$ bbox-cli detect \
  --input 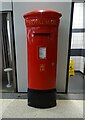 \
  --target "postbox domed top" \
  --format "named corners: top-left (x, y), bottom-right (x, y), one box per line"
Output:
top-left (23, 10), bottom-right (62, 19)
top-left (24, 10), bottom-right (62, 27)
